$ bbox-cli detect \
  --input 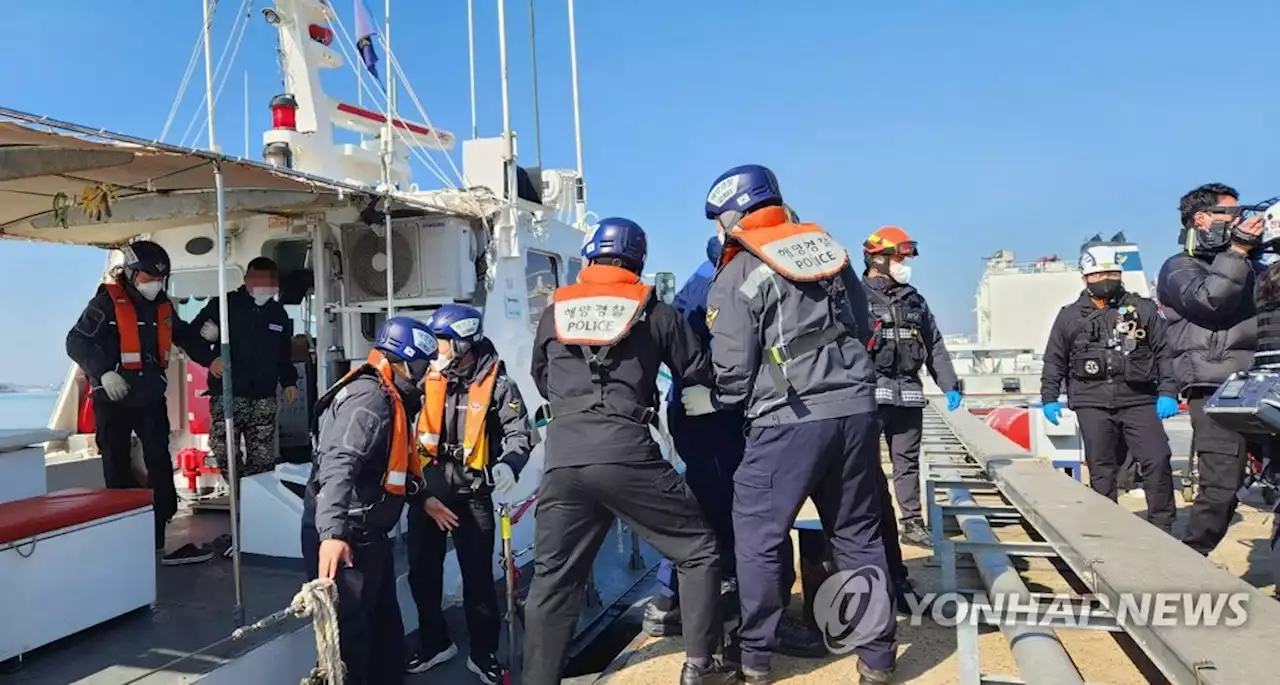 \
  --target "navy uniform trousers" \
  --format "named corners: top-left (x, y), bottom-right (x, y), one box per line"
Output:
top-left (655, 408), bottom-right (797, 603)
top-left (523, 460), bottom-right (722, 685)
top-left (301, 519), bottom-right (405, 685)
top-left (733, 411), bottom-right (897, 674)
